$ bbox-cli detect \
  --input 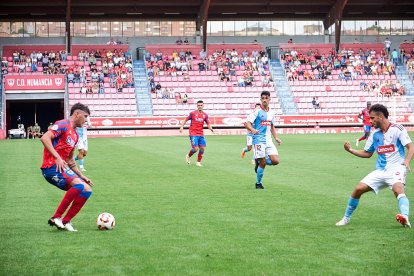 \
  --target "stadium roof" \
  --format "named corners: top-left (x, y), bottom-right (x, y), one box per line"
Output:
top-left (1, 0), bottom-right (413, 24)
